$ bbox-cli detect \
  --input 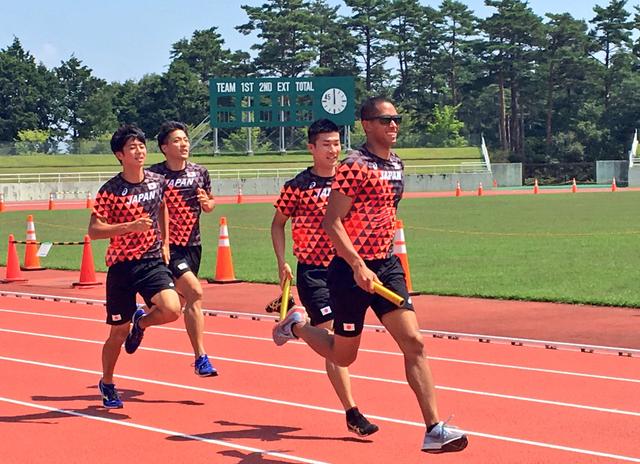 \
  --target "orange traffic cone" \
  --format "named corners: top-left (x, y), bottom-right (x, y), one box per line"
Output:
top-left (571, 178), bottom-right (578, 193)
top-left (455, 181), bottom-right (461, 197)
top-left (533, 178), bottom-right (539, 194)
top-left (236, 186), bottom-right (243, 204)
top-left (22, 215), bottom-right (44, 271)
top-left (85, 192), bottom-right (93, 209)
top-left (393, 220), bottom-right (414, 294)
top-left (2, 235), bottom-right (28, 283)
top-left (477, 182), bottom-right (483, 196)
top-left (208, 217), bottom-right (240, 283)
top-left (0, 193), bottom-right (5, 212)
top-left (48, 192), bottom-right (56, 210)
top-left (611, 177), bottom-right (617, 192)
top-left (73, 235), bottom-right (102, 287)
